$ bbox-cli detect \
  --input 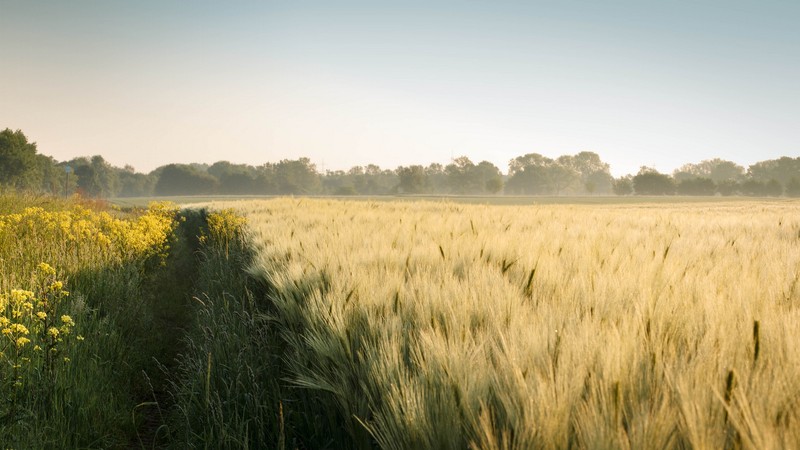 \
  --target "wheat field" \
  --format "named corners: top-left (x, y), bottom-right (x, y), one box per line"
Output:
top-left (215, 198), bottom-right (800, 449)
